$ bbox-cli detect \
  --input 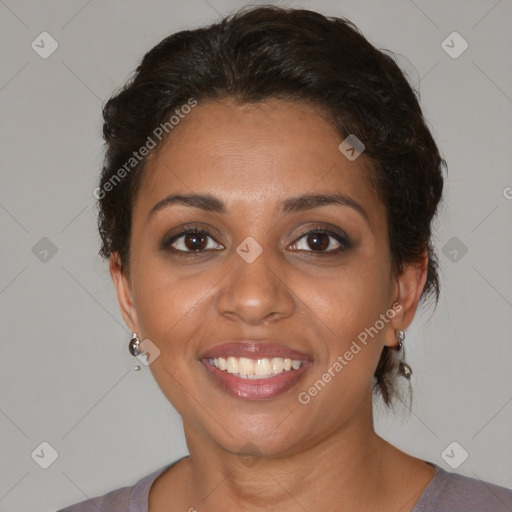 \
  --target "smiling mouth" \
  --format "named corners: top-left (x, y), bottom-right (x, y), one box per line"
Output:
top-left (201, 356), bottom-right (312, 400)
top-left (207, 356), bottom-right (303, 379)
